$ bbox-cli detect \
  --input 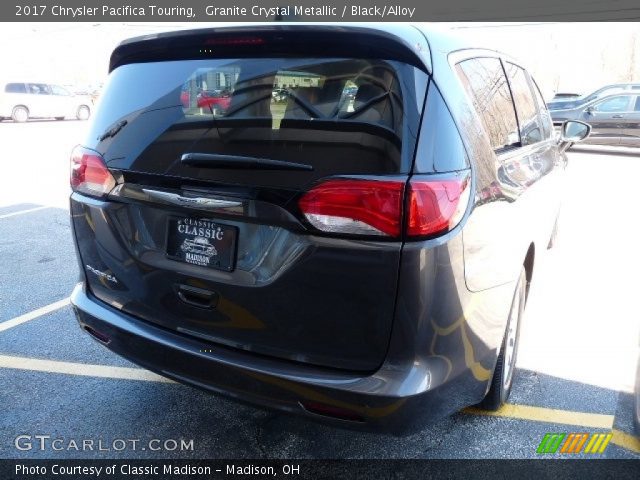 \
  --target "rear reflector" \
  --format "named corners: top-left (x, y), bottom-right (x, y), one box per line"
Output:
top-left (70, 146), bottom-right (116, 198)
top-left (299, 174), bottom-right (470, 239)
top-left (300, 401), bottom-right (365, 423)
top-left (83, 325), bottom-right (111, 344)
top-left (298, 179), bottom-right (404, 237)
top-left (407, 177), bottom-right (470, 237)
